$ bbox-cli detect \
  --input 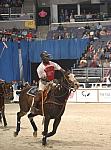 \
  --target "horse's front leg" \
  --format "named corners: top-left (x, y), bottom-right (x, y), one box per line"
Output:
top-left (46, 117), bottom-right (61, 138)
top-left (42, 116), bottom-right (50, 146)
top-left (1, 109), bottom-right (7, 127)
top-left (14, 111), bottom-right (26, 137)
top-left (0, 111), bottom-right (2, 124)
top-left (28, 113), bottom-right (38, 137)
